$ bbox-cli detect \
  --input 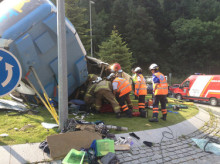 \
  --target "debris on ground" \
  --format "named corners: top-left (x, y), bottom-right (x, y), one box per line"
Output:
top-left (0, 99), bottom-right (28, 112)
top-left (192, 138), bottom-right (220, 155)
top-left (0, 133), bottom-right (9, 137)
top-left (19, 124), bottom-right (35, 131)
top-left (41, 122), bottom-right (59, 129)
